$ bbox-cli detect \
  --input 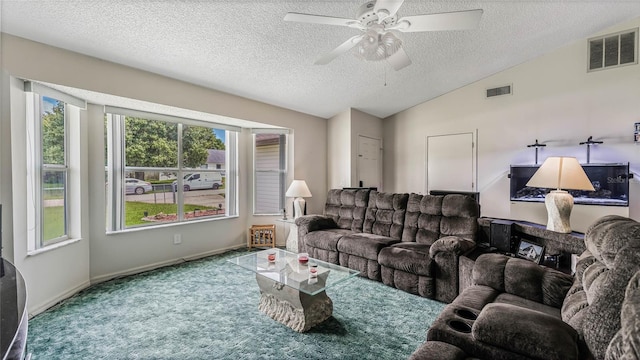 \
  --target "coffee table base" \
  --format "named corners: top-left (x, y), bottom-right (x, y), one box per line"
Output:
top-left (256, 275), bottom-right (333, 332)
